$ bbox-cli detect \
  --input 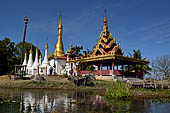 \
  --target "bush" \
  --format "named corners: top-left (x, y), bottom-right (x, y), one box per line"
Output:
top-left (106, 82), bottom-right (131, 99)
